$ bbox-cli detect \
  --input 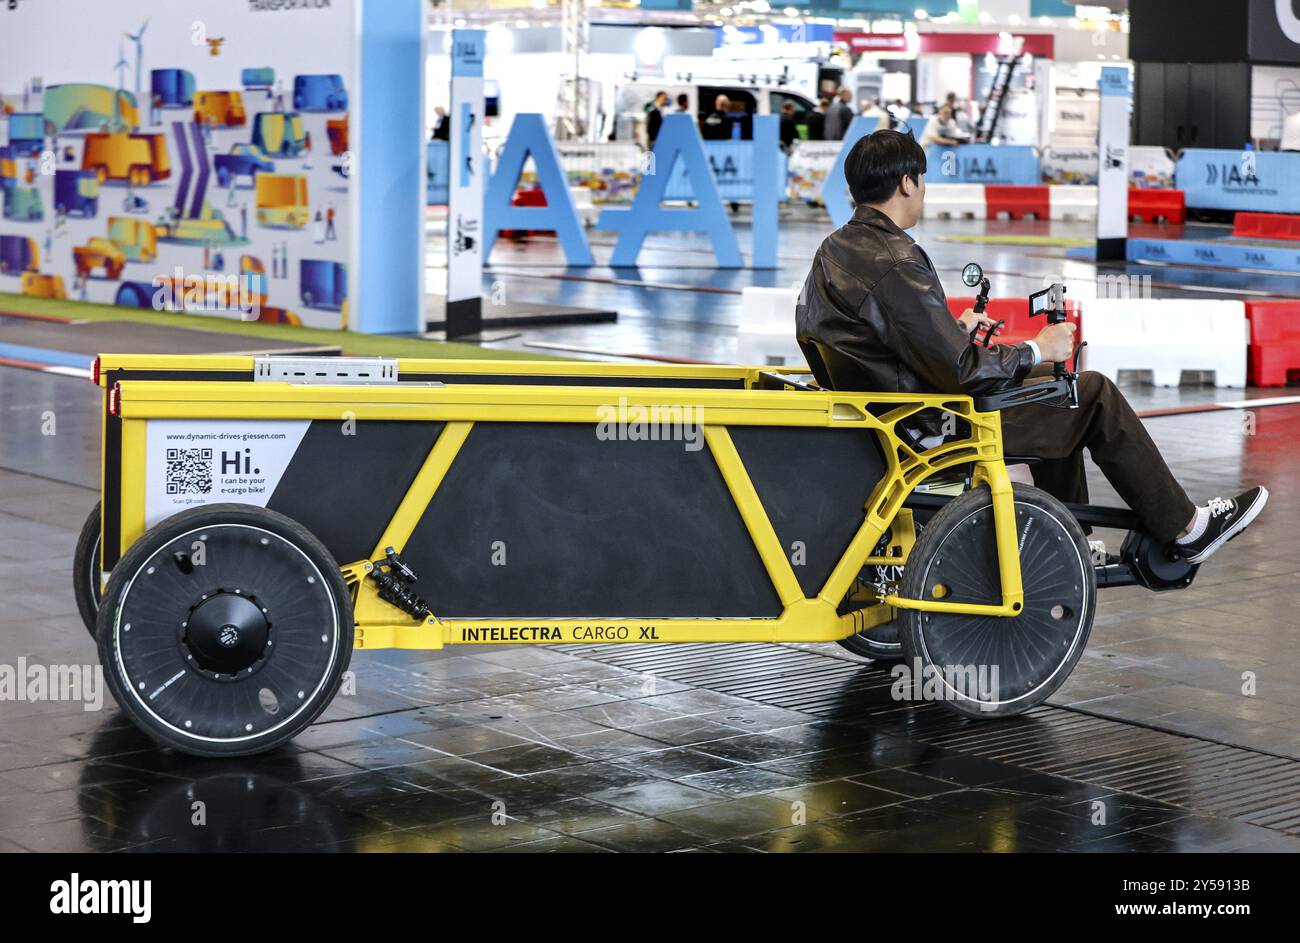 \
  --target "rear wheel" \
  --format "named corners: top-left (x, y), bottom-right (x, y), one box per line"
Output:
top-left (73, 502), bottom-right (102, 639)
top-left (899, 484), bottom-right (1094, 718)
top-left (97, 504), bottom-right (354, 757)
top-left (836, 528), bottom-right (913, 664)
